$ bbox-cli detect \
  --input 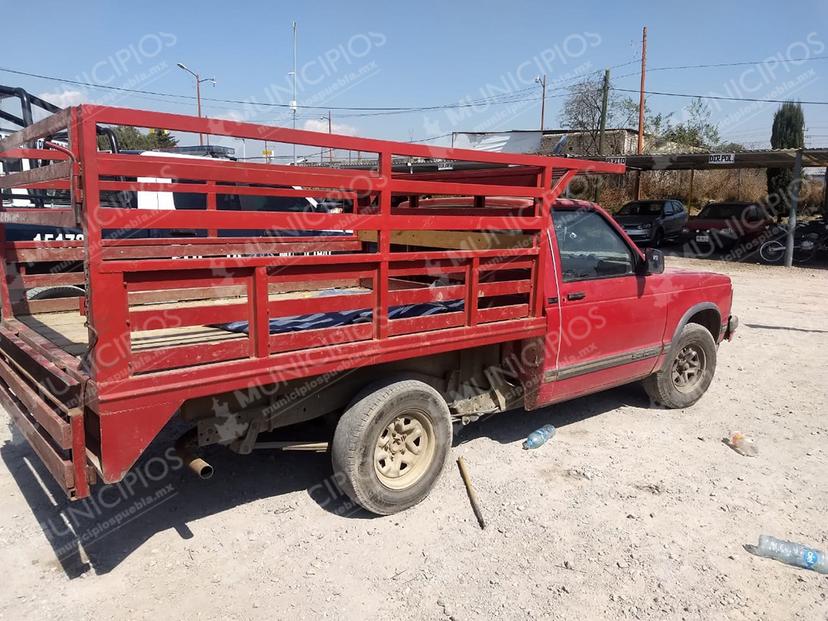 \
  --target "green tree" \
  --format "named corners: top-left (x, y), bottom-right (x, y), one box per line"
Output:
top-left (618, 98), bottom-right (672, 140)
top-left (146, 128), bottom-right (177, 149)
top-left (766, 101), bottom-right (805, 220)
top-left (97, 126), bottom-right (178, 151)
top-left (663, 98), bottom-right (721, 149)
